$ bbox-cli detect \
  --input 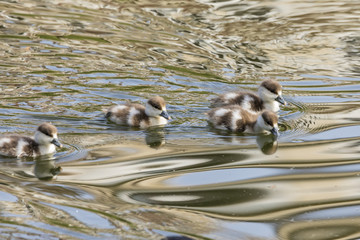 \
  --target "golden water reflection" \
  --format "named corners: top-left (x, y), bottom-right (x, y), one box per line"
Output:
top-left (56, 137), bottom-right (360, 224)
top-left (16, 137), bottom-right (351, 239)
